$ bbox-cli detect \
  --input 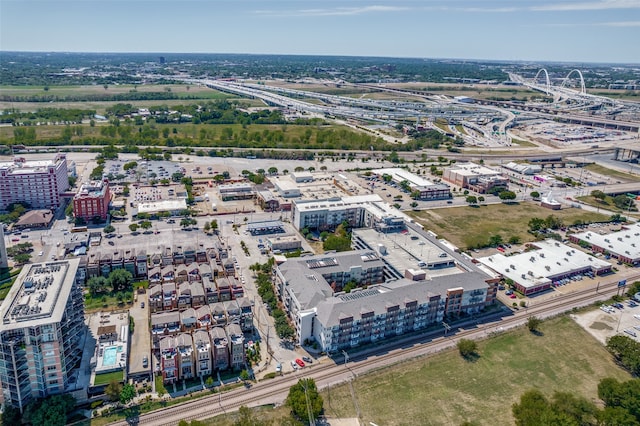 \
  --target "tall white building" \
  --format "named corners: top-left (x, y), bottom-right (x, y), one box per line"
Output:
top-left (0, 155), bottom-right (69, 210)
top-left (0, 259), bottom-right (85, 411)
